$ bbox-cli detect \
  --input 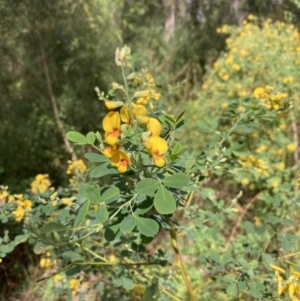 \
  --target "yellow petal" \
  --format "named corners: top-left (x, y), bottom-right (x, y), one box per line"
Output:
top-left (289, 283), bottom-right (296, 298)
top-left (270, 264), bottom-right (286, 274)
top-left (111, 150), bottom-right (131, 173)
top-left (102, 145), bottom-right (119, 158)
top-left (147, 118), bottom-right (162, 136)
top-left (153, 154), bottom-right (166, 167)
top-left (105, 131), bottom-right (120, 146)
top-left (149, 136), bottom-right (168, 155)
top-left (104, 100), bottom-right (124, 110)
top-left (103, 112), bottom-right (121, 132)
top-left (290, 267), bottom-right (300, 279)
top-left (120, 105), bottom-right (131, 124)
